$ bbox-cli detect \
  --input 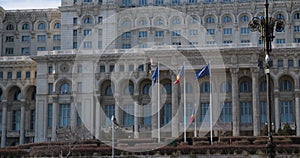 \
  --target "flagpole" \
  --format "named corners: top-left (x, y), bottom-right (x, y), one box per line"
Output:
top-left (209, 61), bottom-right (213, 145)
top-left (194, 103), bottom-right (197, 137)
top-left (157, 62), bottom-right (160, 143)
top-left (183, 62), bottom-right (186, 143)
